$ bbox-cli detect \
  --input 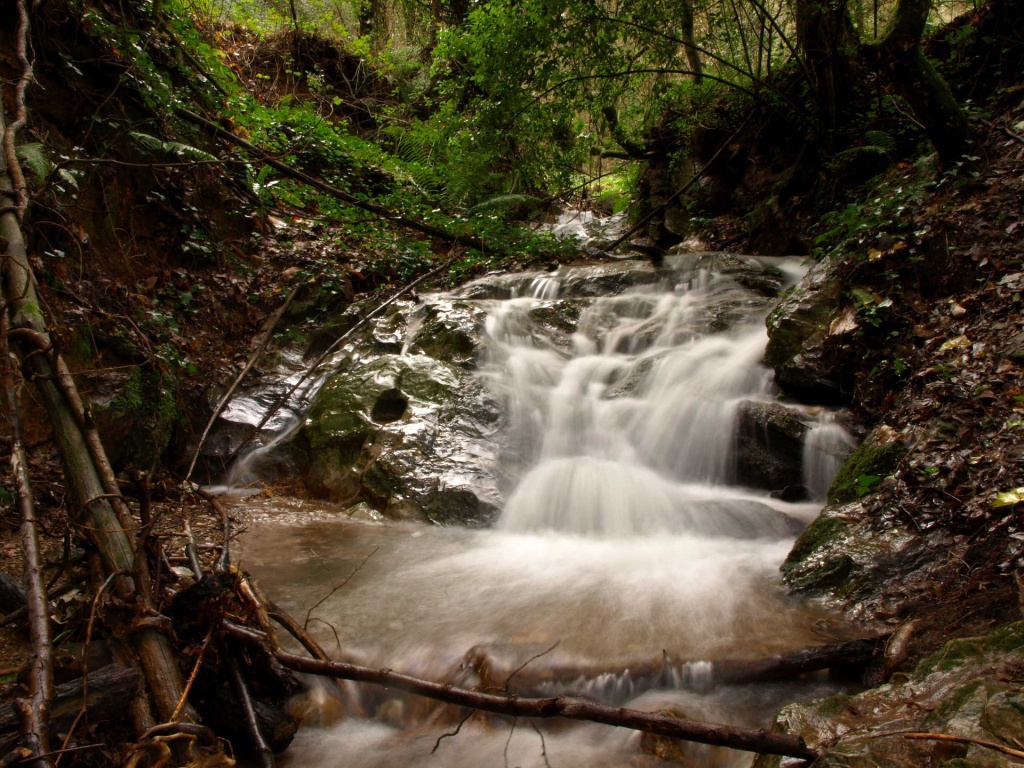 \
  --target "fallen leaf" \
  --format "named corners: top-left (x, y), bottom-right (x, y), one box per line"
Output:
top-left (939, 335), bottom-right (972, 352)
